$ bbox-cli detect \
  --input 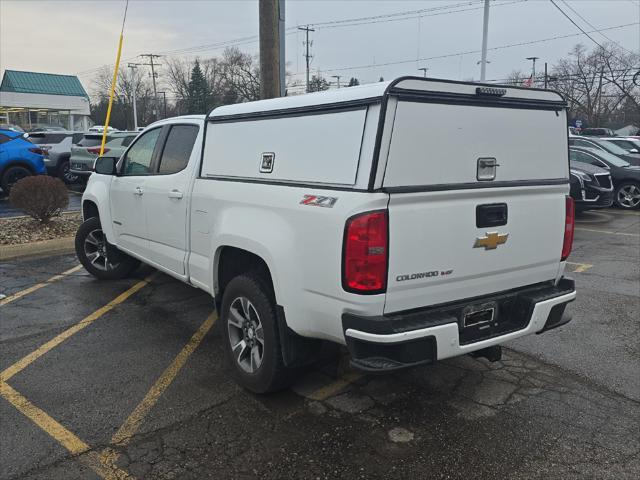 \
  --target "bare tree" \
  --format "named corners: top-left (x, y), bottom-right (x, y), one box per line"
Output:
top-left (220, 47), bottom-right (261, 103)
top-left (552, 43), bottom-right (639, 127)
